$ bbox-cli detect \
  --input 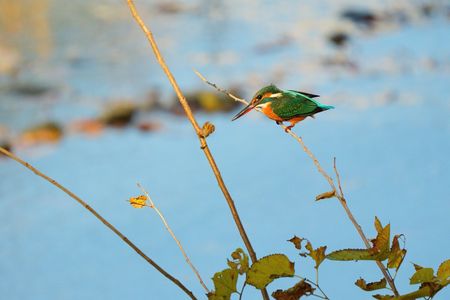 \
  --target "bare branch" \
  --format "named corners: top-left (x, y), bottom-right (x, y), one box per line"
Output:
top-left (125, 2), bottom-right (270, 299)
top-left (0, 146), bottom-right (197, 300)
top-left (137, 183), bottom-right (210, 294)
